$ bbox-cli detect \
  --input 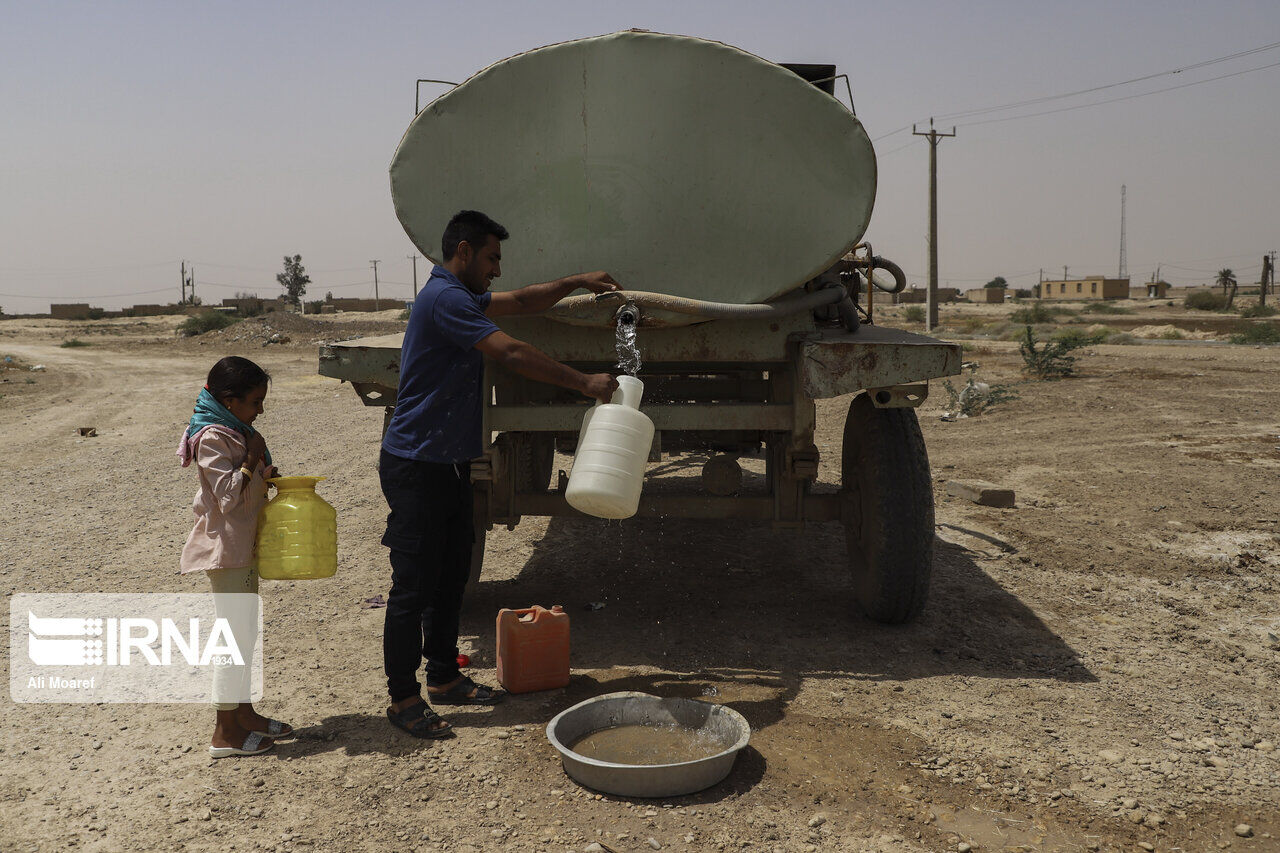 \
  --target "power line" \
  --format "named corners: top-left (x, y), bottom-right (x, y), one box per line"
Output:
top-left (959, 58), bottom-right (1280, 130)
top-left (0, 285), bottom-right (176, 300)
top-left (872, 39), bottom-right (1280, 141)
top-left (935, 39), bottom-right (1280, 122)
